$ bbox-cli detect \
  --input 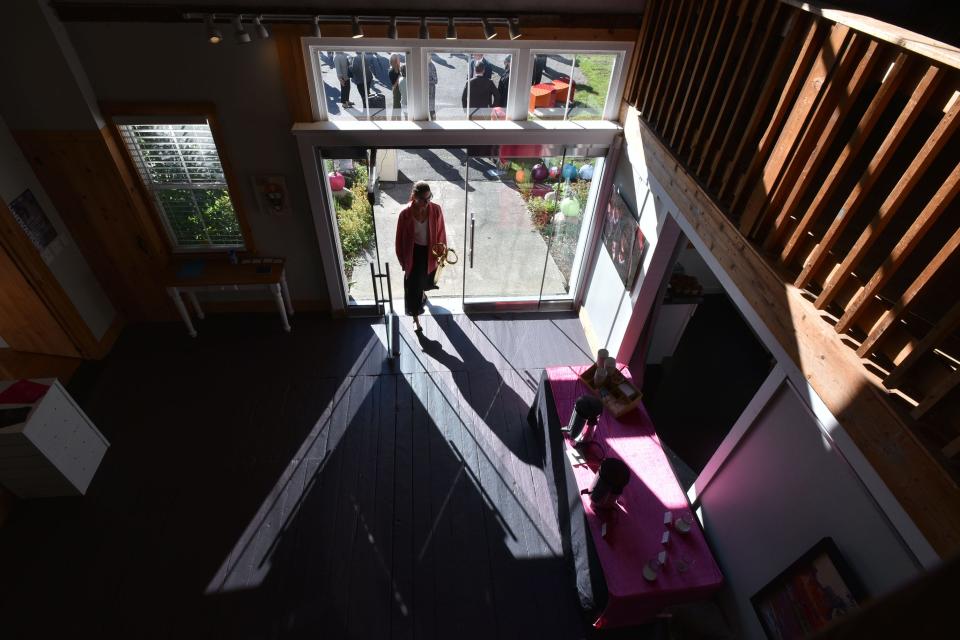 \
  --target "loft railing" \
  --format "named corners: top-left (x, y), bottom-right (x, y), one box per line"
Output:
top-left (628, 0), bottom-right (960, 471)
